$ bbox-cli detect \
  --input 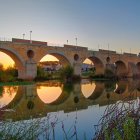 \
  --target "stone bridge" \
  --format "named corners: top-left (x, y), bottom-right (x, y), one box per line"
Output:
top-left (0, 38), bottom-right (140, 79)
